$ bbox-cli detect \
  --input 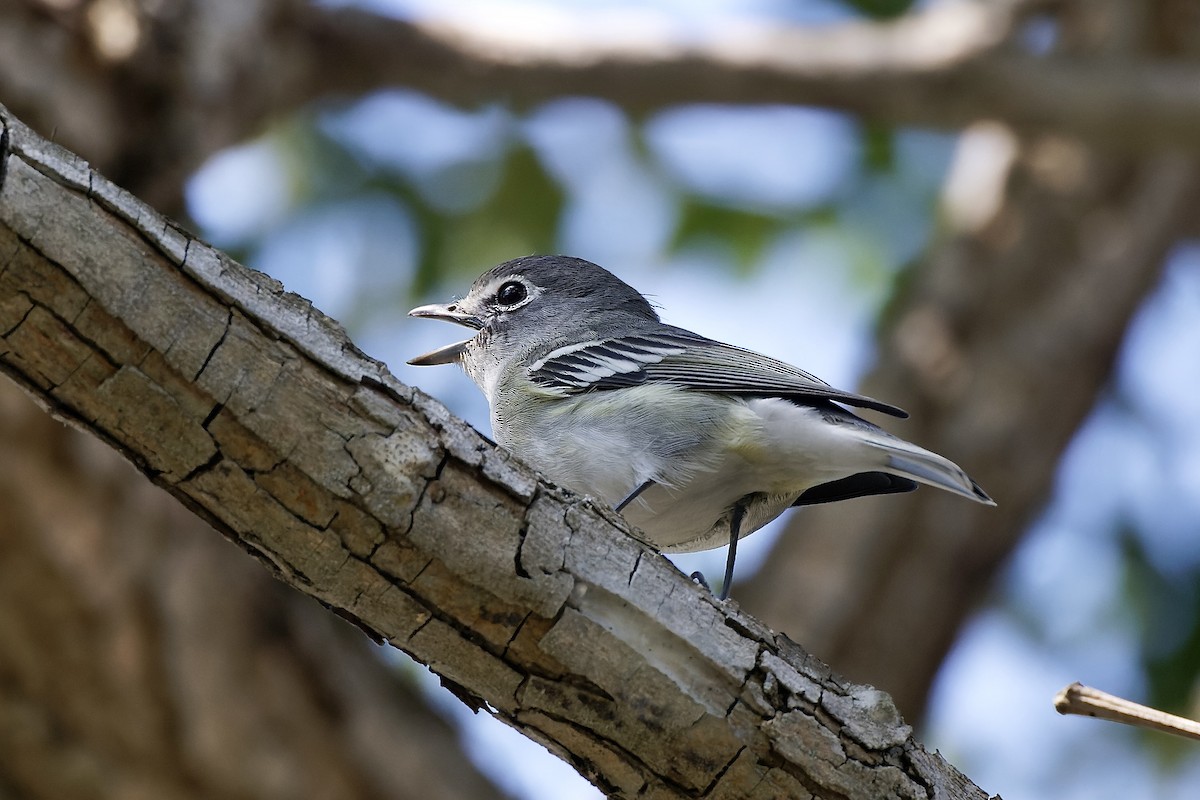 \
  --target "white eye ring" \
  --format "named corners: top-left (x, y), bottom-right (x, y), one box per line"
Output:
top-left (495, 279), bottom-right (531, 309)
